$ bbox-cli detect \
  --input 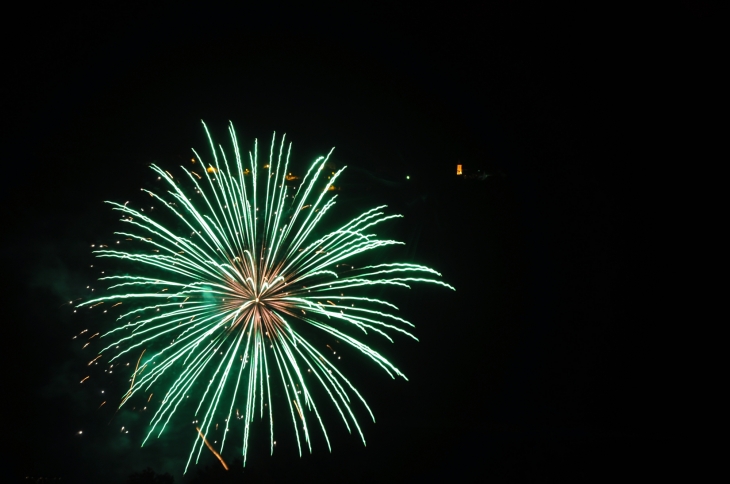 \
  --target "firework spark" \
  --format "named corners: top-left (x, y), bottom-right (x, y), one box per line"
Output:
top-left (197, 427), bottom-right (229, 470)
top-left (78, 122), bottom-right (454, 471)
